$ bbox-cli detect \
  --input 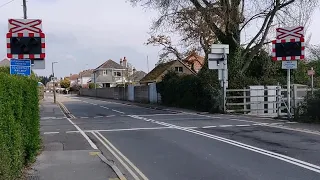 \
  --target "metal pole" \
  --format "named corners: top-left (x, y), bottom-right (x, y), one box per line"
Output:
top-left (222, 48), bottom-right (227, 113)
top-left (287, 69), bottom-right (291, 118)
top-left (52, 62), bottom-right (56, 104)
top-left (23, 0), bottom-right (27, 19)
top-left (311, 67), bottom-right (314, 96)
top-left (147, 55), bottom-right (149, 73)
